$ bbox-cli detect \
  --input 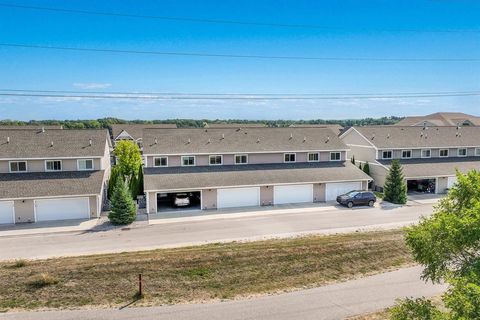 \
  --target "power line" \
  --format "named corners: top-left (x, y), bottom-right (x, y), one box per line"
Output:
top-left (1, 92), bottom-right (479, 100)
top-left (1, 43), bottom-right (479, 62)
top-left (0, 2), bottom-right (477, 33)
